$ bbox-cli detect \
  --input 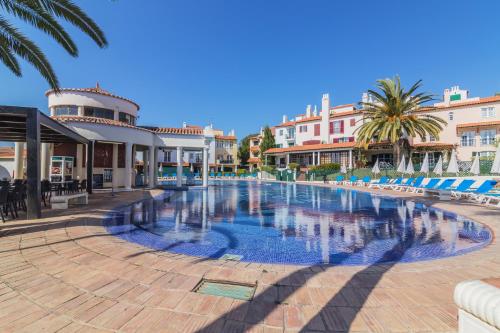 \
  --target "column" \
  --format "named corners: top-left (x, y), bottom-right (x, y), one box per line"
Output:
top-left (202, 147), bottom-right (209, 188)
top-left (112, 143), bottom-right (119, 191)
top-left (286, 153), bottom-right (290, 168)
top-left (14, 142), bottom-right (24, 179)
top-left (26, 110), bottom-right (41, 219)
top-left (131, 144), bottom-right (136, 187)
top-left (153, 146), bottom-right (158, 187)
top-left (143, 148), bottom-right (149, 186)
top-left (41, 143), bottom-right (50, 180)
top-left (76, 144), bottom-right (83, 180)
top-left (86, 141), bottom-right (94, 194)
top-left (176, 147), bottom-right (183, 188)
top-left (124, 143), bottom-right (132, 190)
top-left (348, 149), bottom-right (353, 169)
top-left (148, 146), bottom-right (155, 188)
